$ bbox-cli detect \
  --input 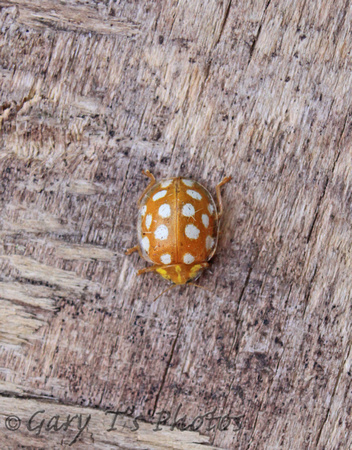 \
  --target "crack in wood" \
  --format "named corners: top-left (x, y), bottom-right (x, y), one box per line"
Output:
top-left (245, 345), bottom-right (286, 449)
top-left (213, 0), bottom-right (232, 49)
top-left (152, 319), bottom-right (181, 417)
top-left (0, 390), bottom-right (61, 403)
top-left (315, 338), bottom-right (352, 446)
top-left (209, 266), bottom-right (253, 446)
top-left (247, 0), bottom-right (272, 66)
top-left (306, 175), bottom-right (329, 244)
top-left (306, 111), bottom-right (346, 244)
top-left (302, 264), bottom-right (318, 318)
top-left (227, 266), bottom-right (253, 359)
top-left (245, 397), bottom-right (264, 449)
